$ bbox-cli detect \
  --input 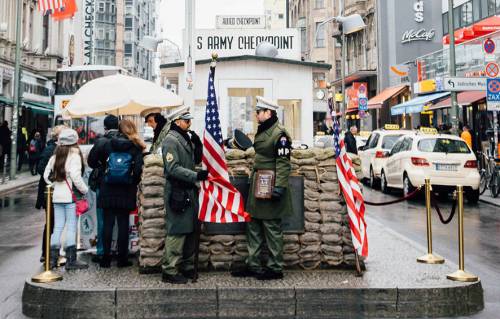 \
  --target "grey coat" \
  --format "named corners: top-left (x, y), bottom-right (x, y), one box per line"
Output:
top-left (162, 129), bottom-right (199, 235)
